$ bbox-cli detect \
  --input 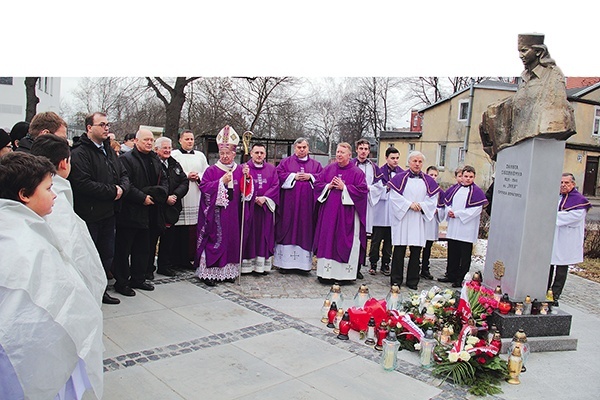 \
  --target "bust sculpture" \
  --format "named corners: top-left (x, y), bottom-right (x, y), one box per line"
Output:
top-left (480, 33), bottom-right (576, 160)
